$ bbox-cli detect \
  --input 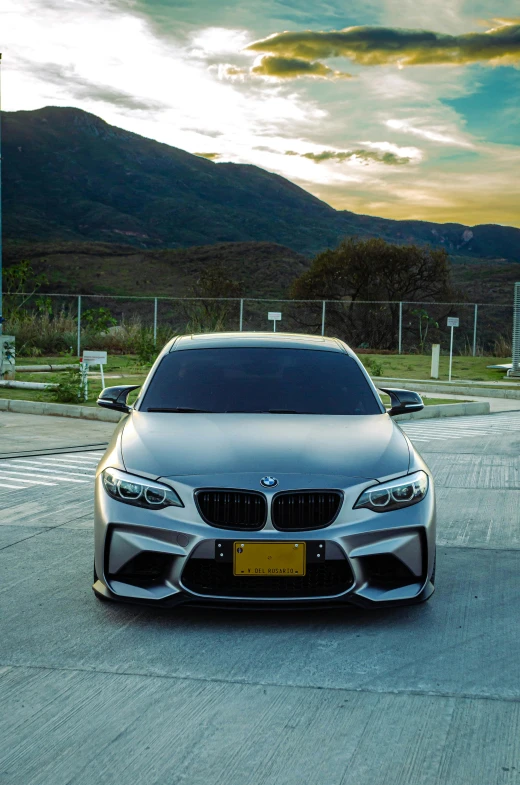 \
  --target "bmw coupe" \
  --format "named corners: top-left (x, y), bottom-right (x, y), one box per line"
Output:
top-left (93, 332), bottom-right (435, 608)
